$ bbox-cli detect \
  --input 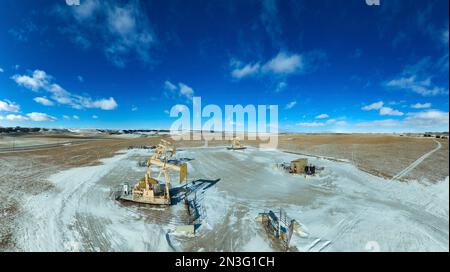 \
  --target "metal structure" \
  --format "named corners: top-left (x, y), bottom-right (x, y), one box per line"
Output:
top-left (257, 209), bottom-right (296, 251)
top-left (227, 137), bottom-right (246, 150)
top-left (120, 139), bottom-right (187, 205)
